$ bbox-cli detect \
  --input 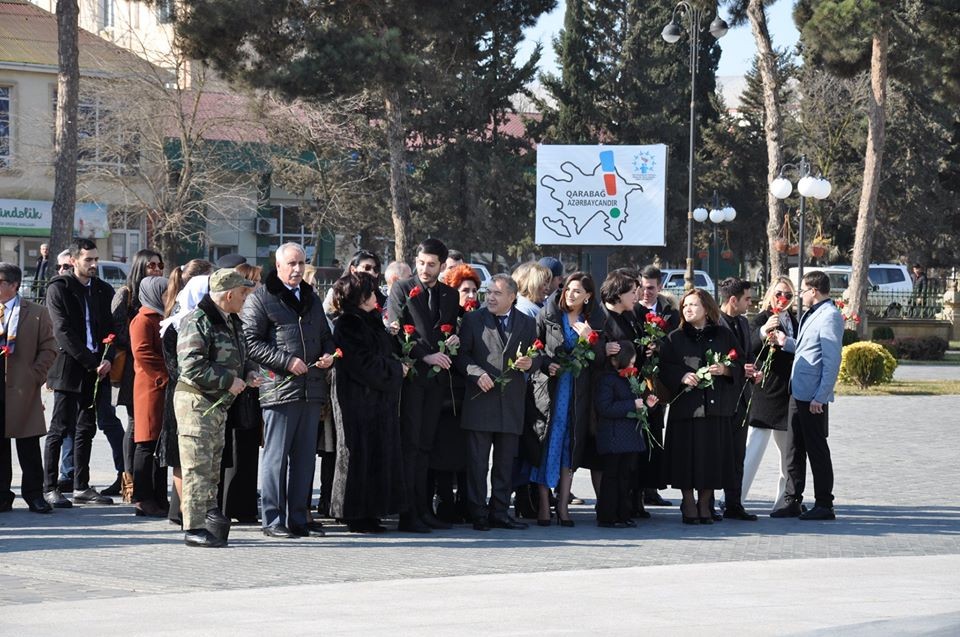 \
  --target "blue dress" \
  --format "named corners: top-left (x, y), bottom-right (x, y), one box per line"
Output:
top-left (530, 314), bottom-right (577, 489)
